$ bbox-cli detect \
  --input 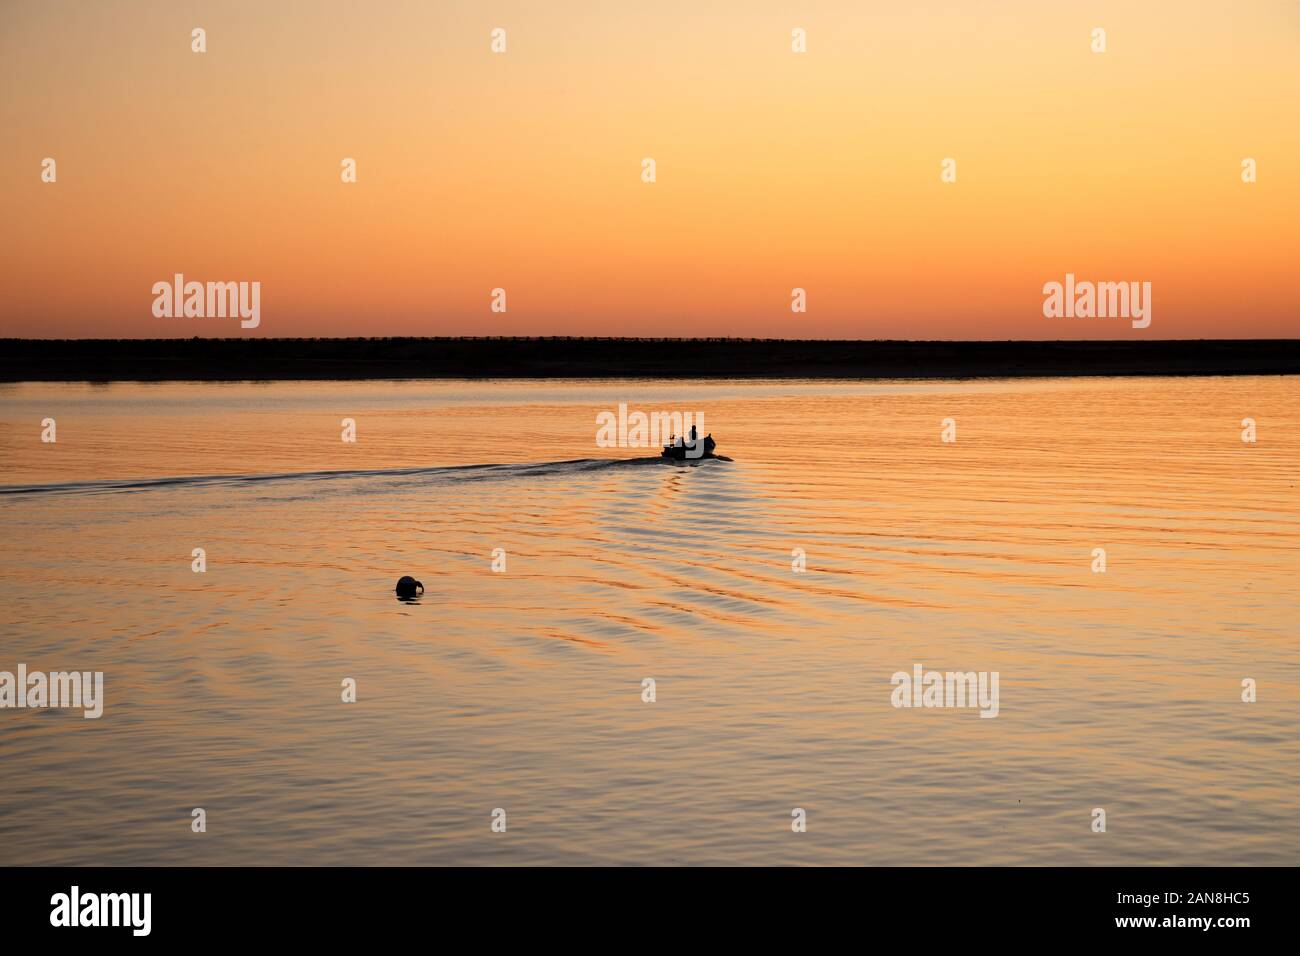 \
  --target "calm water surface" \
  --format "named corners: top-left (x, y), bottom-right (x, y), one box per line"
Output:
top-left (0, 376), bottom-right (1296, 865)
